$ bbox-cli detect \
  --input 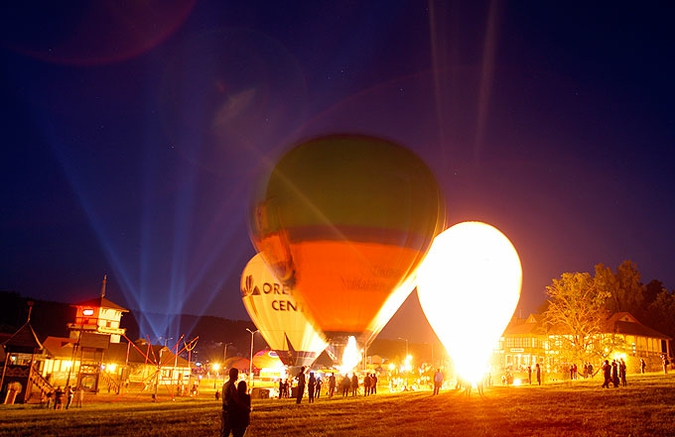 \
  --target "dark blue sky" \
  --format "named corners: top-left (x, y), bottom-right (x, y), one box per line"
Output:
top-left (1, 1), bottom-right (673, 342)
